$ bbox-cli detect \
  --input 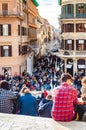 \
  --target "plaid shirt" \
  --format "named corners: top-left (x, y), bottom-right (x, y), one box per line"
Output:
top-left (51, 82), bottom-right (78, 121)
top-left (0, 88), bottom-right (17, 113)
